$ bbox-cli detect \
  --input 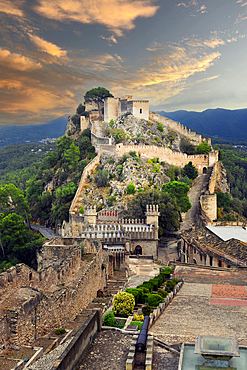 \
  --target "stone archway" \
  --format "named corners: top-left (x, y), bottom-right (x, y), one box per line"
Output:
top-left (203, 167), bottom-right (207, 174)
top-left (134, 245), bottom-right (142, 255)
